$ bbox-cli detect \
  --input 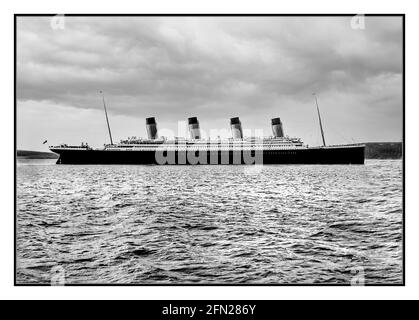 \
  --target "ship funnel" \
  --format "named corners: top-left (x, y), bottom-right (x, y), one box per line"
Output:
top-left (271, 117), bottom-right (284, 138)
top-left (230, 117), bottom-right (243, 139)
top-left (146, 117), bottom-right (158, 140)
top-left (188, 117), bottom-right (201, 139)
